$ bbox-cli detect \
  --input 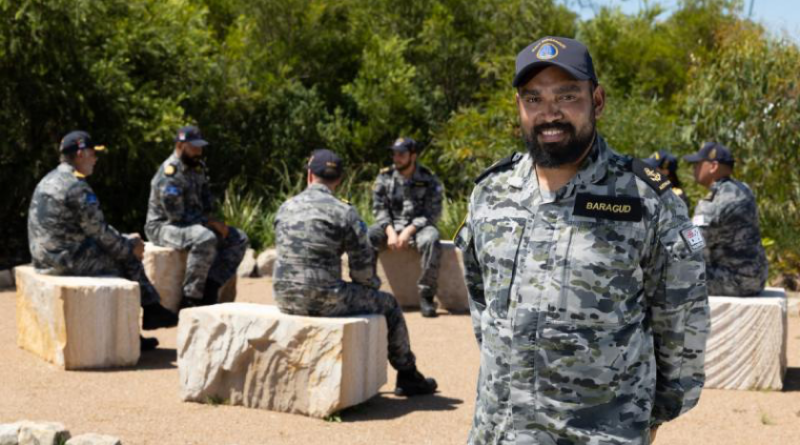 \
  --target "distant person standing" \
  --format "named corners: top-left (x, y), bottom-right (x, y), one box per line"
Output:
top-left (643, 149), bottom-right (690, 208)
top-left (145, 125), bottom-right (248, 308)
top-left (684, 142), bottom-right (768, 296)
top-left (369, 137), bottom-right (444, 317)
